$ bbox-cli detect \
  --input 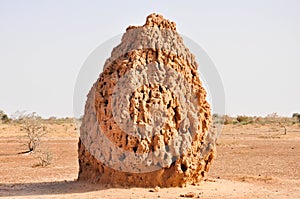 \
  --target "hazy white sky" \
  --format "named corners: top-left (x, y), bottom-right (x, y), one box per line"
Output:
top-left (0, 0), bottom-right (299, 118)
